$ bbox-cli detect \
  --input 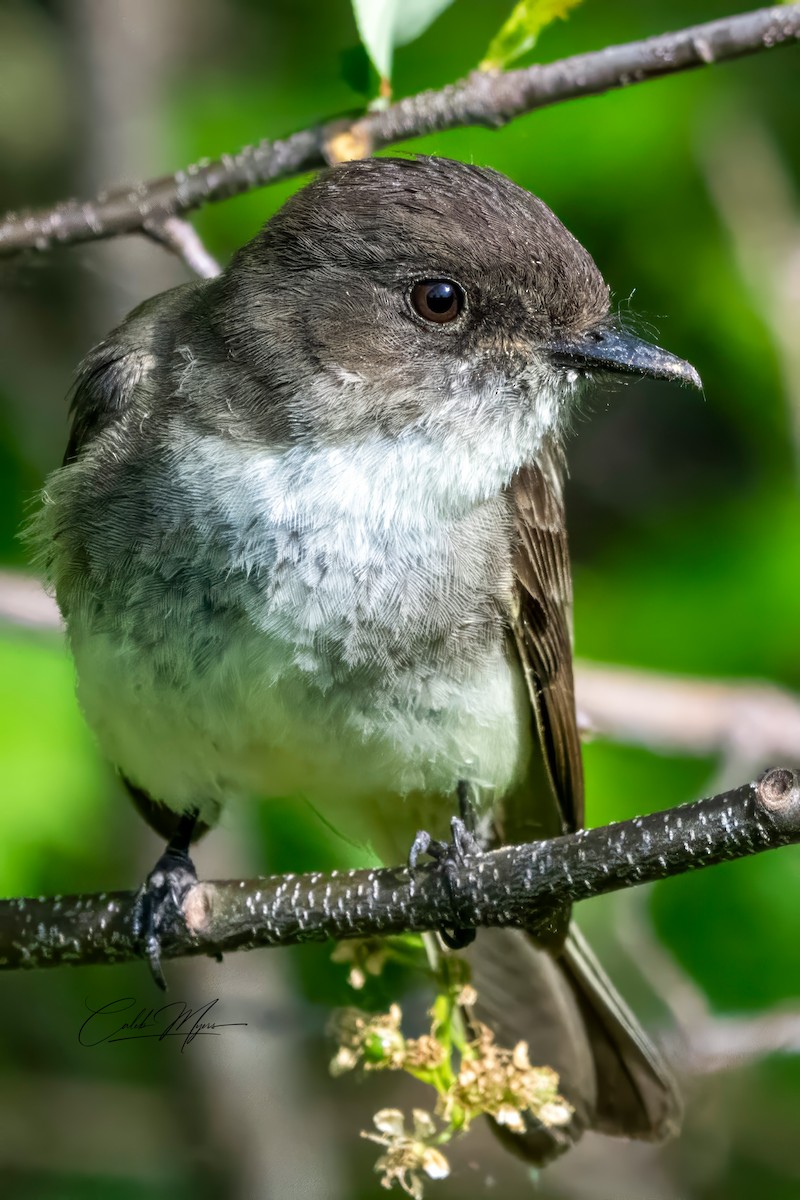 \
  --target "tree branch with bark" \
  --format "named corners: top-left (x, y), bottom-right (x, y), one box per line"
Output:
top-left (0, 5), bottom-right (798, 259)
top-left (1, 769), bottom-right (797, 976)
